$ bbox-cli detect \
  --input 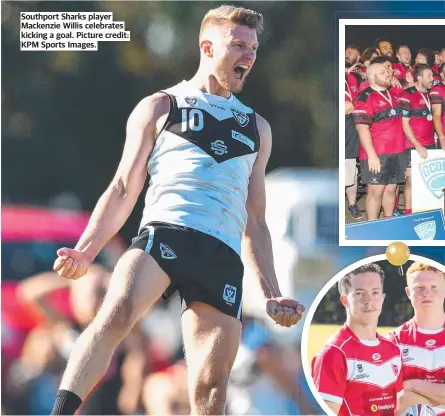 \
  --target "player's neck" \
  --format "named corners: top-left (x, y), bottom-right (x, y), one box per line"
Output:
top-left (414, 311), bottom-right (445, 330)
top-left (370, 82), bottom-right (387, 92)
top-left (347, 318), bottom-right (377, 341)
top-left (415, 82), bottom-right (427, 93)
top-left (188, 70), bottom-right (231, 99)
